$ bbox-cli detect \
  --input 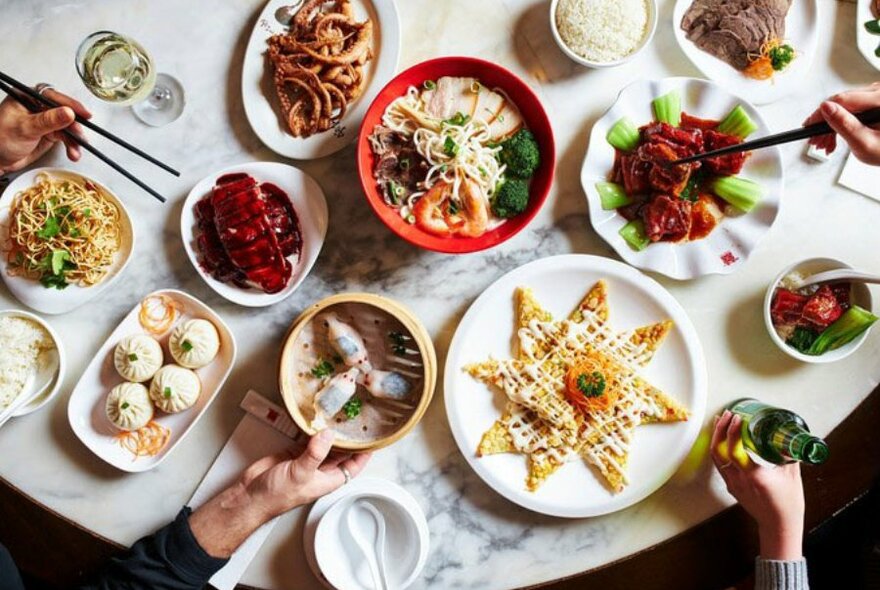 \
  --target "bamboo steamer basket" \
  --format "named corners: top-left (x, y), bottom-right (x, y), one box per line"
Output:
top-left (279, 293), bottom-right (437, 452)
